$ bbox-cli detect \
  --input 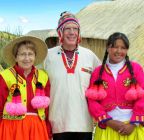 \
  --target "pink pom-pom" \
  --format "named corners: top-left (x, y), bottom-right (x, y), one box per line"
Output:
top-left (5, 102), bottom-right (16, 115)
top-left (125, 85), bottom-right (137, 101)
top-left (97, 85), bottom-right (107, 100)
top-left (136, 85), bottom-right (144, 98)
top-left (85, 85), bottom-right (98, 100)
top-left (31, 96), bottom-right (50, 109)
top-left (5, 102), bottom-right (27, 116)
top-left (14, 103), bottom-right (27, 115)
top-left (86, 85), bottom-right (107, 100)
